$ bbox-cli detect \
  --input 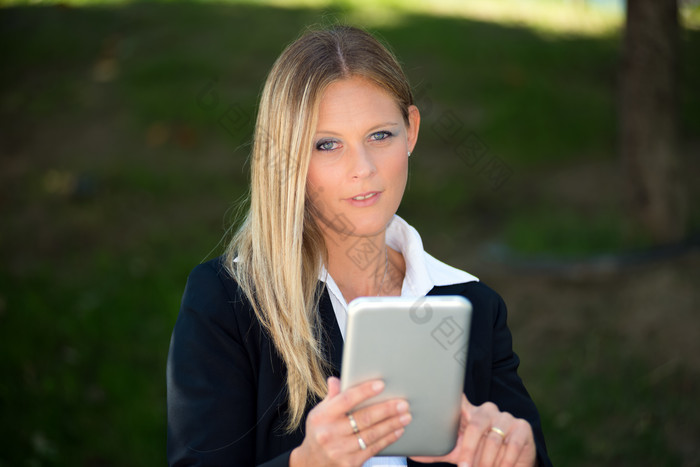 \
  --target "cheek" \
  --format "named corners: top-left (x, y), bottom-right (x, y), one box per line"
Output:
top-left (305, 162), bottom-right (337, 217)
top-left (306, 166), bottom-right (323, 209)
top-left (385, 153), bottom-right (409, 194)
top-left (306, 157), bottom-right (344, 186)
top-left (306, 162), bottom-right (322, 193)
top-left (306, 159), bottom-right (337, 195)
